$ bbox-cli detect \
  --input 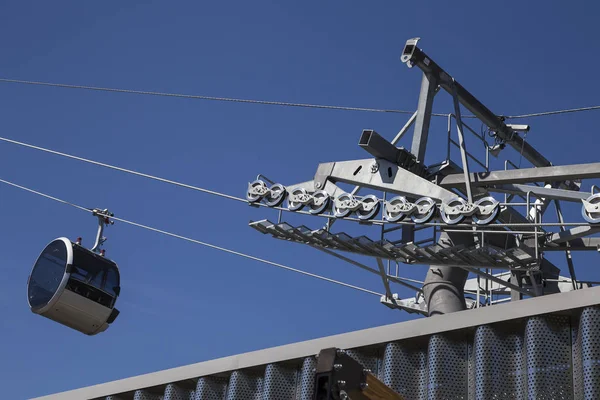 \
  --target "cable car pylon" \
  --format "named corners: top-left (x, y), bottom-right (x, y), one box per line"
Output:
top-left (245, 37), bottom-right (600, 317)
